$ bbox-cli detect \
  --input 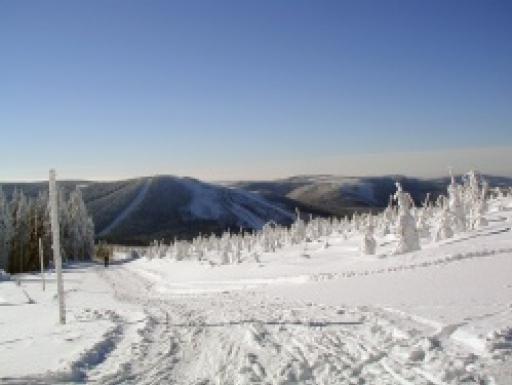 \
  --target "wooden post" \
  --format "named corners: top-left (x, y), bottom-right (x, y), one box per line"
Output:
top-left (49, 169), bottom-right (65, 324)
top-left (39, 237), bottom-right (45, 291)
